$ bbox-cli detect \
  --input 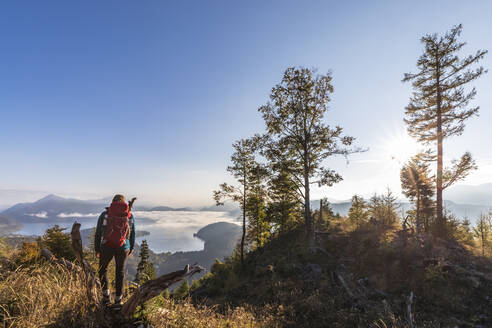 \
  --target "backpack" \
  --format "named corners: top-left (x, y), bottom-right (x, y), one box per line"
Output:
top-left (103, 201), bottom-right (132, 248)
